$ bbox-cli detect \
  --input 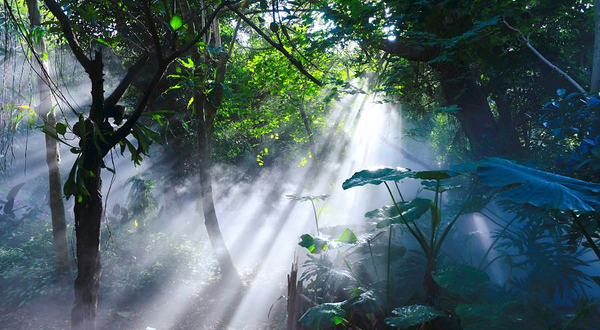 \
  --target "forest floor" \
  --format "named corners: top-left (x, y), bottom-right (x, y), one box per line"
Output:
top-left (0, 272), bottom-right (287, 330)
